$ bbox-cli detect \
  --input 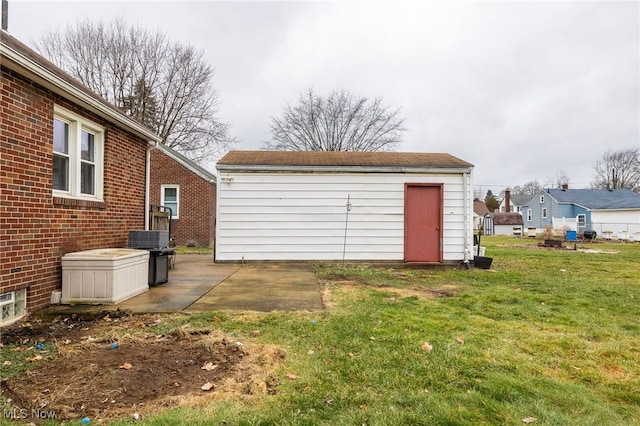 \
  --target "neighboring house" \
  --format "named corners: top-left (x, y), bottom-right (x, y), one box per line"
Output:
top-left (149, 144), bottom-right (216, 247)
top-left (473, 200), bottom-right (490, 231)
top-left (0, 31), bottom-right (160, 321)
top-left (216, 150), bottom-right (475, 264)
top-left (485, 213), bottom-right (524, 236)
top-left (522, 186), bottom-right (640, 237)
top-left (499, 193), bottom-right (533, 215)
